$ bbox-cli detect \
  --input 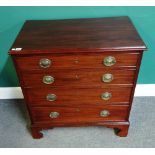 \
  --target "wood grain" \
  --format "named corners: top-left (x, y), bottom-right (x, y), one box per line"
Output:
top-left (9, 17), bottom-right (147, 138)
top-left (31, 105), bottom-right (129, 123)
top-left (21, 68), bottom-right (136, 88)
top-left (13, 52), bottom-right (140, 71)
top-left (30, 121), bottom-right (129, 138)
top-left (9, 17), bottom-right (146, 53)
top-left (25, 87), bottom-right (132, 106)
